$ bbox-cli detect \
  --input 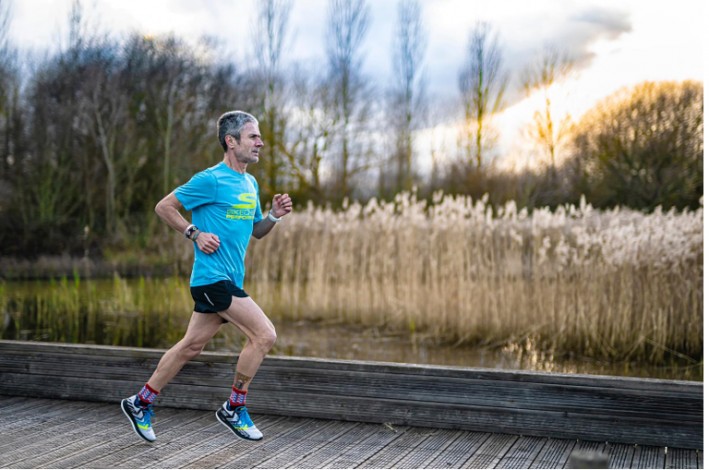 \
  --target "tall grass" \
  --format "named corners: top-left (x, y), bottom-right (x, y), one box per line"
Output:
top-left (245, 192), bottom-right (703, 364)
top-left (2, 274), bottom-right (192, 349)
